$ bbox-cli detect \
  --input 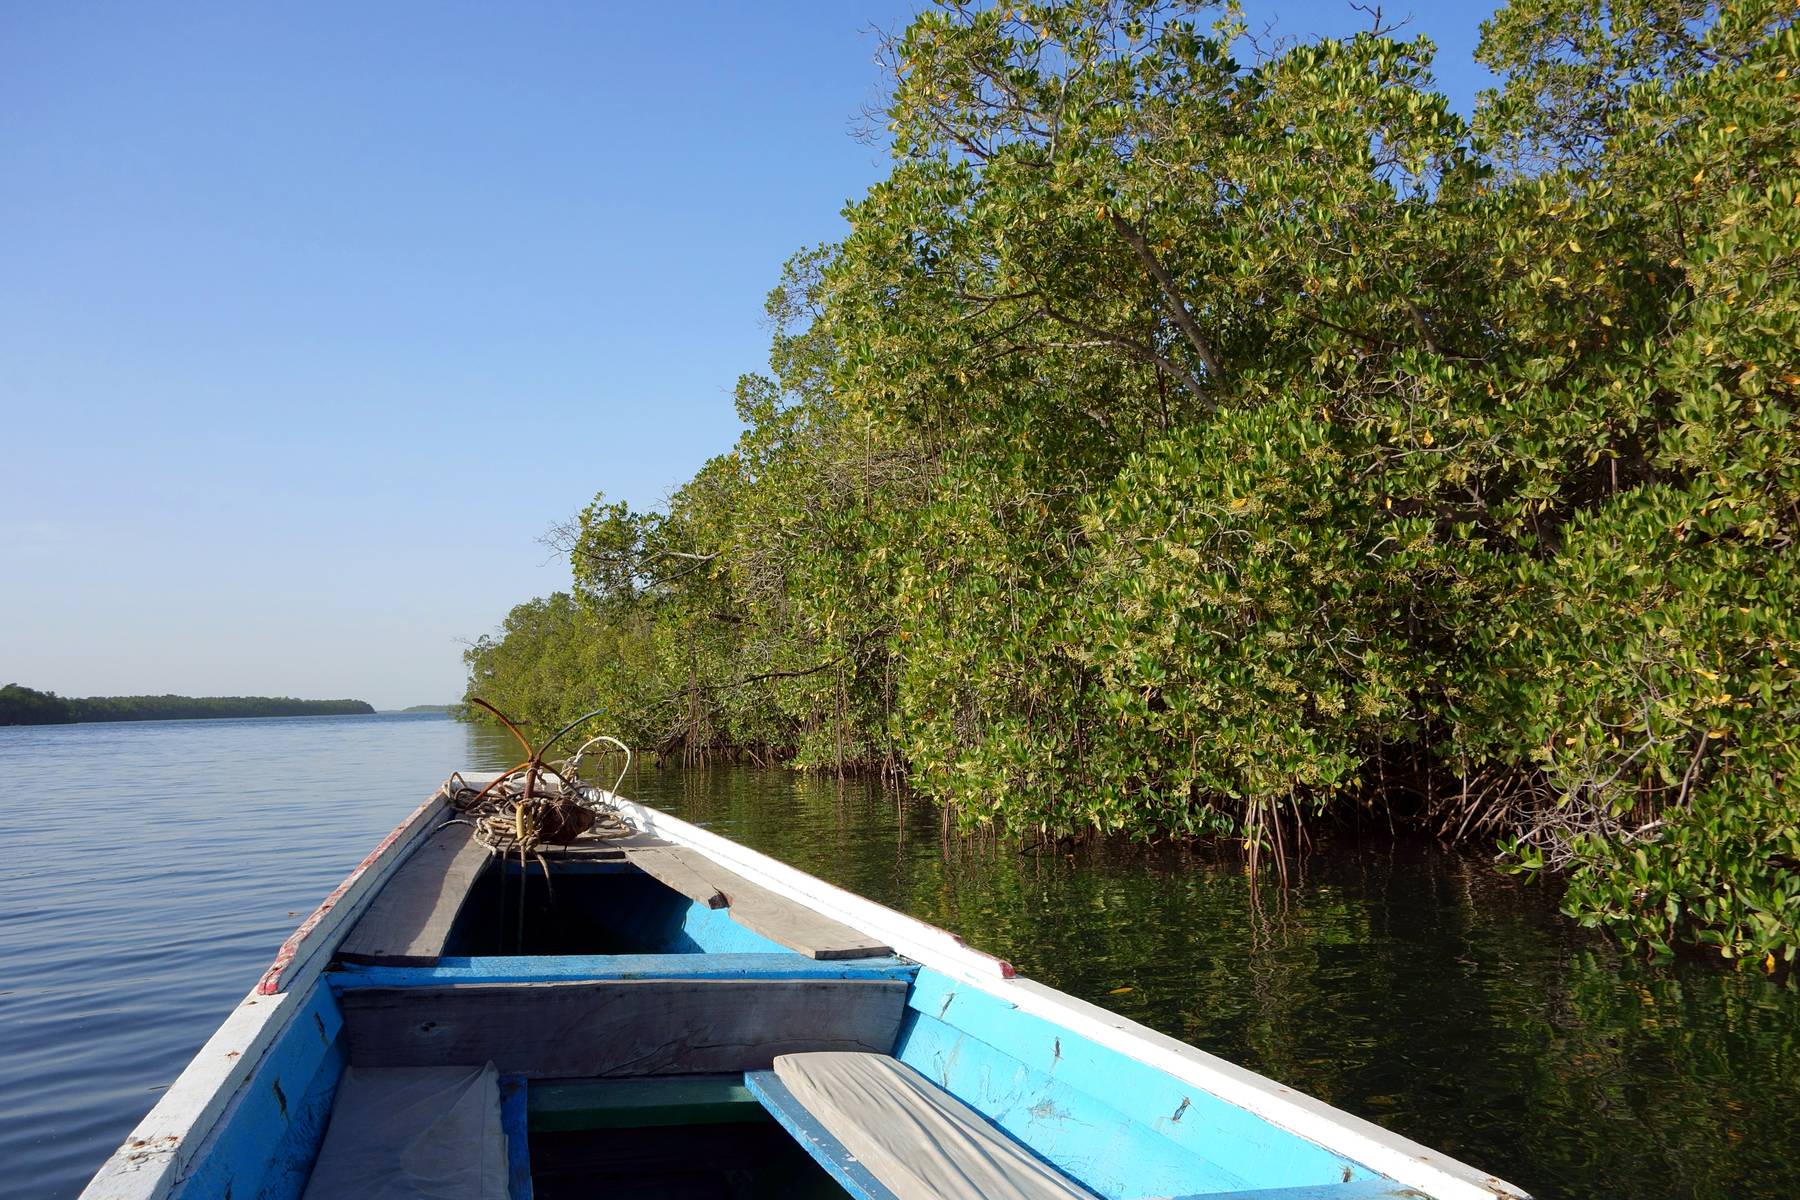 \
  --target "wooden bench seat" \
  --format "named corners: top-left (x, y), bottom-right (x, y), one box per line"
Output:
top-left (745, 1052), bottom-right (1101, 1200)
top-left (337, 822), bottom-right (491, 967)
top-left (622, 844), bottom-right (893, 960)
top-left (340, 977), bottom-right (908, 1078)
